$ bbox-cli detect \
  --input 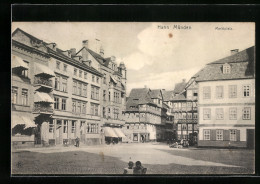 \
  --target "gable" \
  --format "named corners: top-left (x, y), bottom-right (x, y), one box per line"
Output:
top-left (12, 30), bottom-right (34, 47)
